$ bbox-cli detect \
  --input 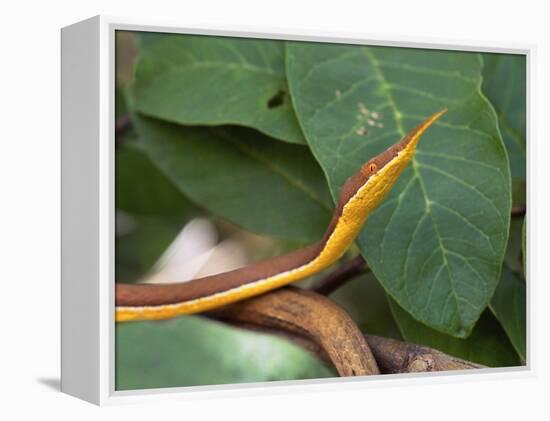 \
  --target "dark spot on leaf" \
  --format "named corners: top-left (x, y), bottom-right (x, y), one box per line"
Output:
top-left (267, 90), bottom-right (287, 109)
